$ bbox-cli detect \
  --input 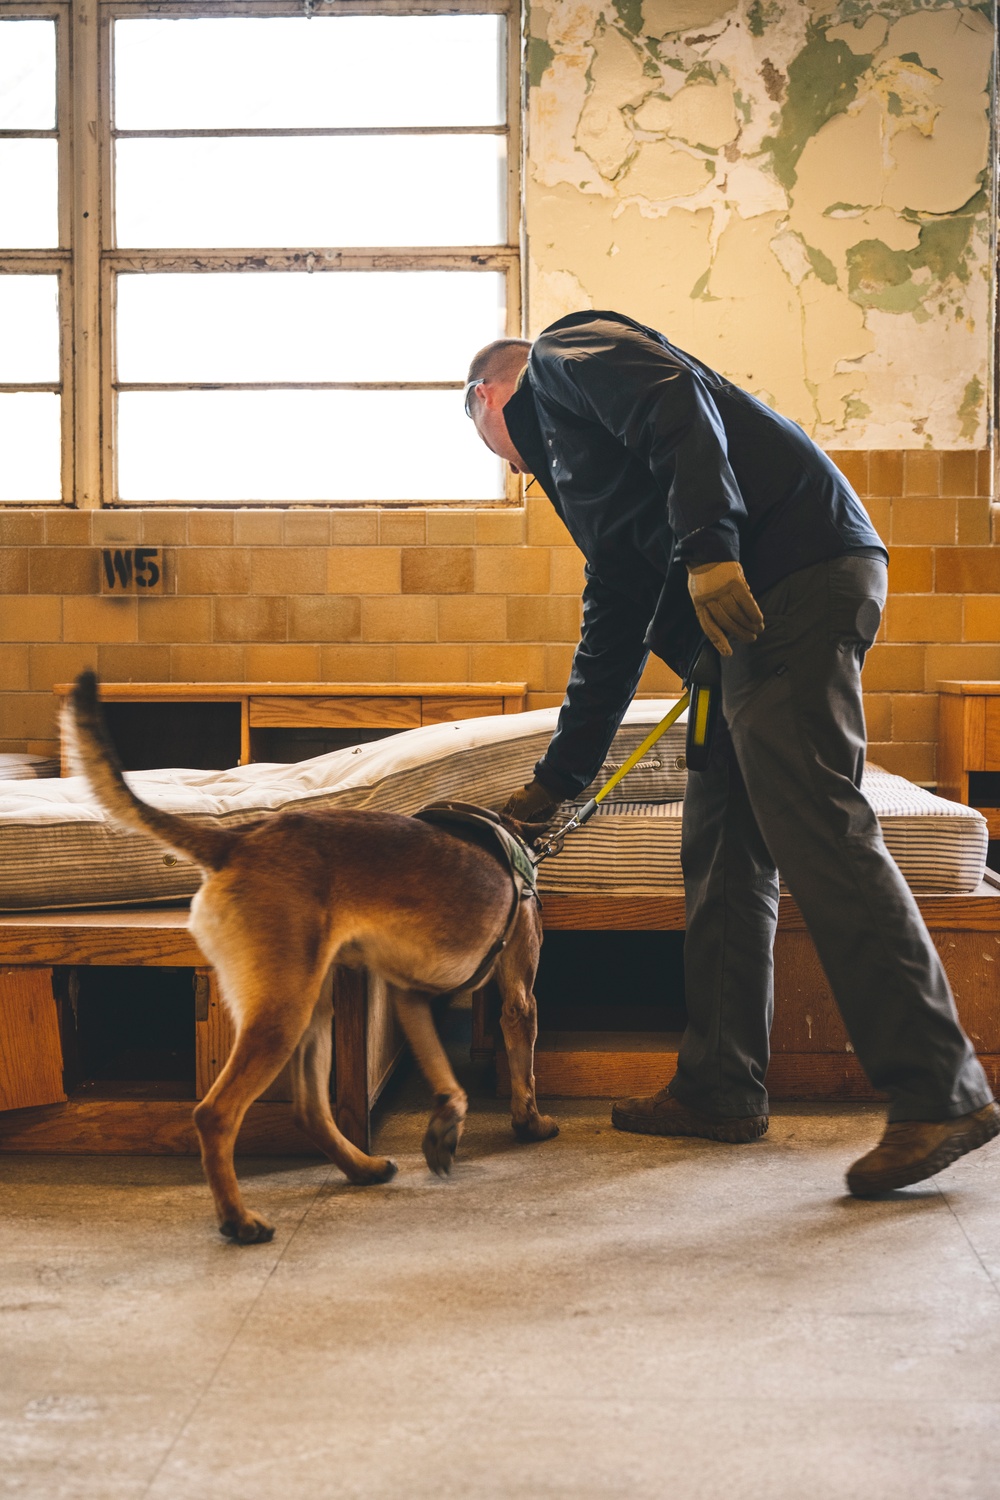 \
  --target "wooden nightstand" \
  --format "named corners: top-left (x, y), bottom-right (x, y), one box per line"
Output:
top-left (938, 682), bottom-right (1000, 838)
